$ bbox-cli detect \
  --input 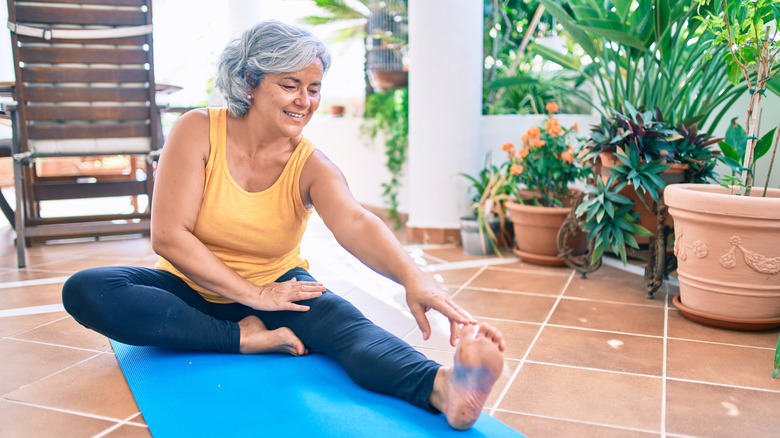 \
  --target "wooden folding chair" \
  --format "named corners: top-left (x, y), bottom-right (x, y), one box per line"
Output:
top-left (4, 0), bottom-right (162, 267)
